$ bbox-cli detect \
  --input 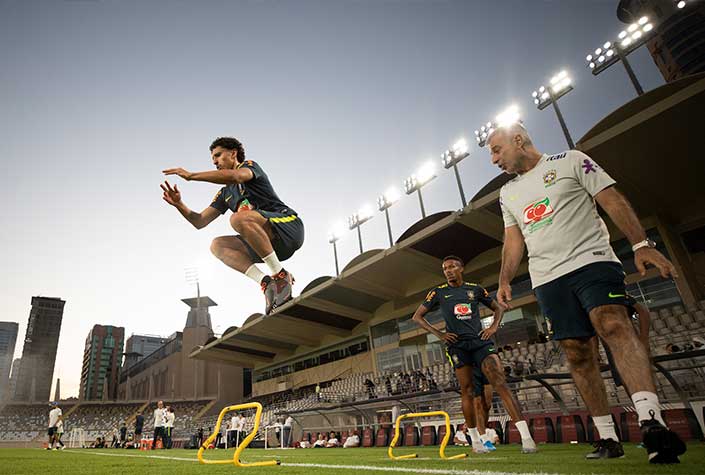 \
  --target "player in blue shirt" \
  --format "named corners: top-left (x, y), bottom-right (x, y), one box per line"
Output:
top-left (162, 137), bottom-right (304, 314)
top-left (412, 255), bottom-right (536, 454)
